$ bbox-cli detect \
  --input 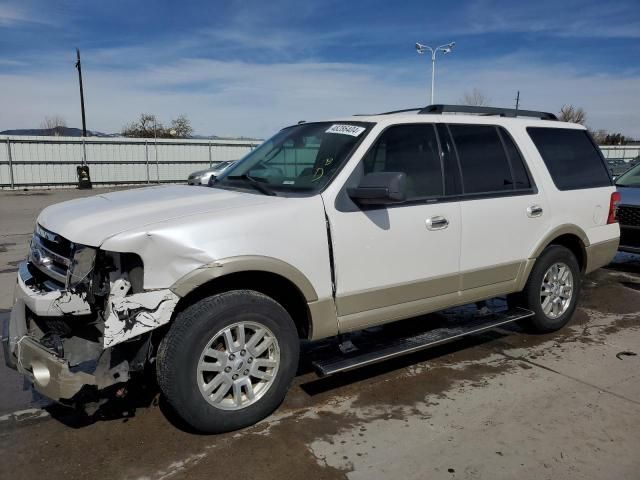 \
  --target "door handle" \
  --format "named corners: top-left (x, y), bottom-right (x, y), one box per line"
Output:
top-left (527, 205), bottom-right (543, 218)
top-left (426, 215), bottom-right (449, 230)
